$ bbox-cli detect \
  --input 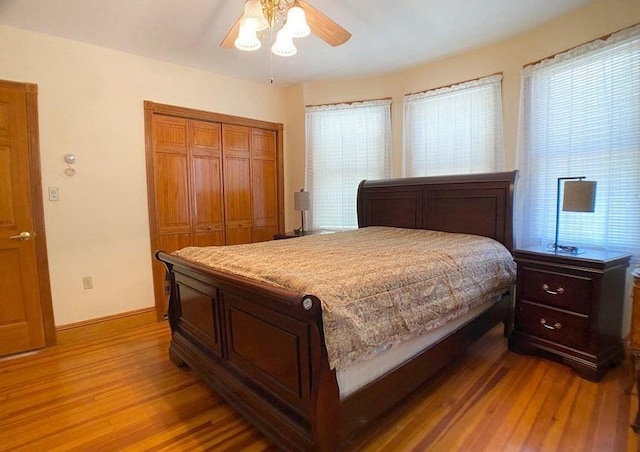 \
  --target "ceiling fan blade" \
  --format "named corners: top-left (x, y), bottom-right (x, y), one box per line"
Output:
top-left (298, 0), bottom-right (351, 47)
top-left (220, 14), bottom-right (242, 48)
